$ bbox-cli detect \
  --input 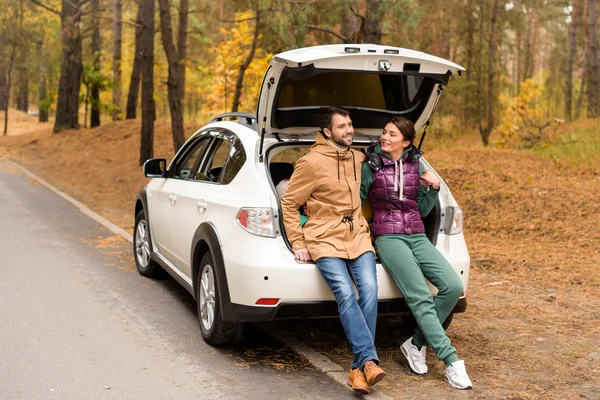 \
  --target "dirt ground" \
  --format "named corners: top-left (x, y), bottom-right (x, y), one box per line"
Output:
top-left (1, 111), bottom-right (599, 399)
